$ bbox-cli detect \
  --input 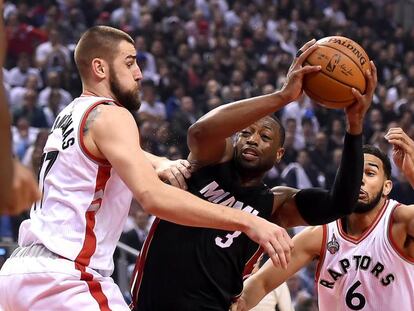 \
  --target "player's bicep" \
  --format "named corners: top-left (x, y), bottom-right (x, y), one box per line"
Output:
top-left (188, 136), bottom-right (234, 166)
top-left (394, 204), bottom-right (414, 239)
top-left (91, 106), bottom-right (160, 194)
